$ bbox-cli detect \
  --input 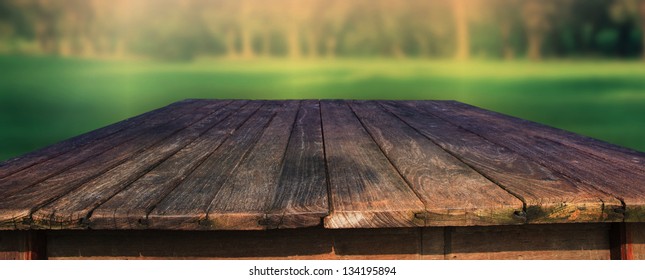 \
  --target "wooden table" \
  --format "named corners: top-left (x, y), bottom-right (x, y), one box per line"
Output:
top-left (1, 100), bottom-right (643, 259)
